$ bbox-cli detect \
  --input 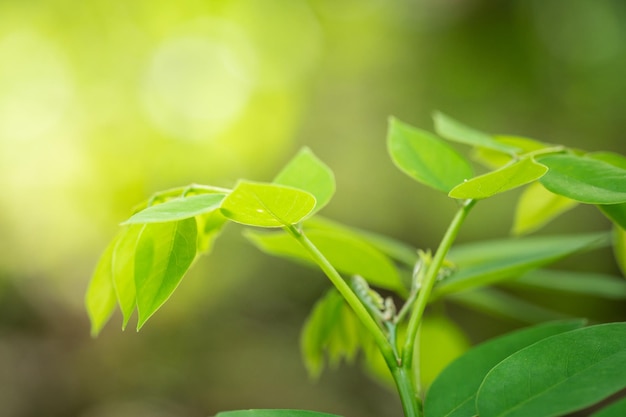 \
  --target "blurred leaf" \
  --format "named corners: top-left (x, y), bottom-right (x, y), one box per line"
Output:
top-left (134, 218), bottom-right (197, 329)
top-left (424, 320), bottom-right (585, 417)
top-left (221, 181), bottom-right (316, 227)
top-left (273, 147), bottom-right (335, 213)
top-left (513, 182), bottom-right (578, 235)
top-left (215, 411), bottom-right (343, 417)
top-left (473, 136), bottom-right (548, 169)
top-left (245, 229), bottom-right (405, 292)
top-left (590, 397), bottom-right (626, 417)
top-left (387, 117), bottom-right (473, 193)
top-left (588, 151), bottom-right (626, 169)
top-left (122, 194), bottom-right (226, 224)
top-left (434, 232), bottom-right (610, 296)
top-left (598, 203), bottom-right (626, 230)
top-left (448, 157), bottom-right (547, 200)
top-left (85, 237), bottom-right (119, 337)
top-left (196, 210), bottom-right (228, 254)
top-left (614, 226), bottom-right (626, 277)
top-left (446, 288), bottom-right (569, 323)
top-left (476, 323), bottom-right (626, 417)
top-left (509, 269), bottom-right (626, 300)
top-left (300, 289), bottom-right (361, 379)
top-left (538, 154), bottom-right (626, 204)
top-left (419, 315), bottom-right (470, 389)
top-left (433, 111), bottom-right (519, 154)
top-left (112, 225), bottom-right (143, 328)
